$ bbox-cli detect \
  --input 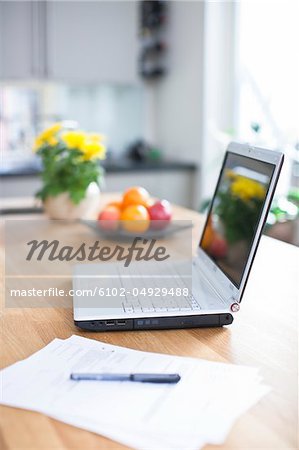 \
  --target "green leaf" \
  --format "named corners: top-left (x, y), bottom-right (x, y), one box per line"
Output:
top-left (36, 143), bottom-right (103, 204)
